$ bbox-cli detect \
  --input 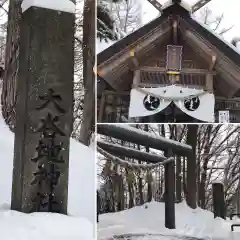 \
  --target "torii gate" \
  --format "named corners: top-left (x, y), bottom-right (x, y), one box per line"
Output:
top-left (97, 124), bottom-right (194, 229)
